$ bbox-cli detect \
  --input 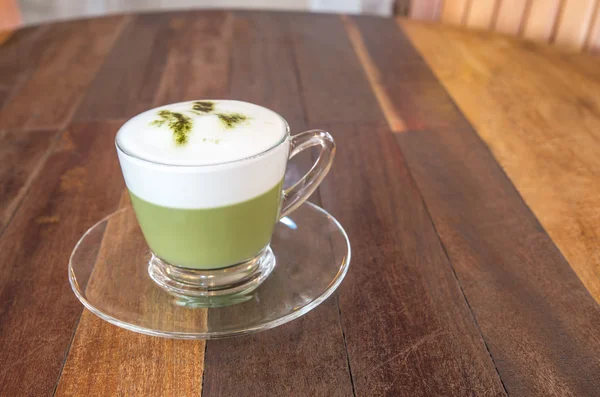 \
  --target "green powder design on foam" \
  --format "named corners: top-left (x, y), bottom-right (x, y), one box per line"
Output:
top-left (192, 101), bottom-right (215, 113)
top-left (217, 112), bottom-right (248, 129)
top-left (149, 103), bottom-right (250, 145)
top-left (150, 110), bottom-right (193, 145)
